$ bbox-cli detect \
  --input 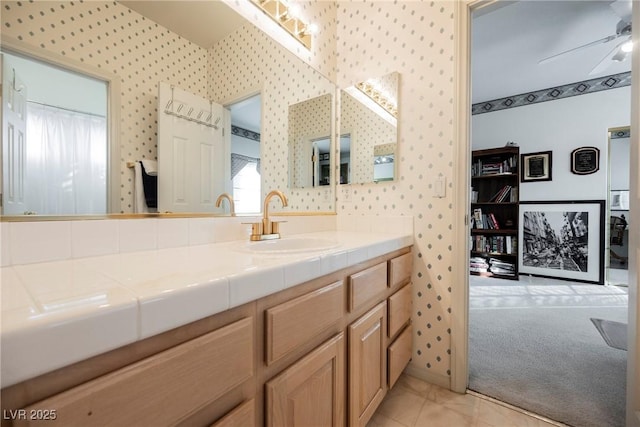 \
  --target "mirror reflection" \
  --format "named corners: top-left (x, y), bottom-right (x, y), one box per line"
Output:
top-left (2, 52), bottom-right (108, 215)
top-left (340, 71), bottom-right (399, 184)
top-left (288, 93), bottom-right (333, 188)
top-left (1, 0), bottom-right (335, 218)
